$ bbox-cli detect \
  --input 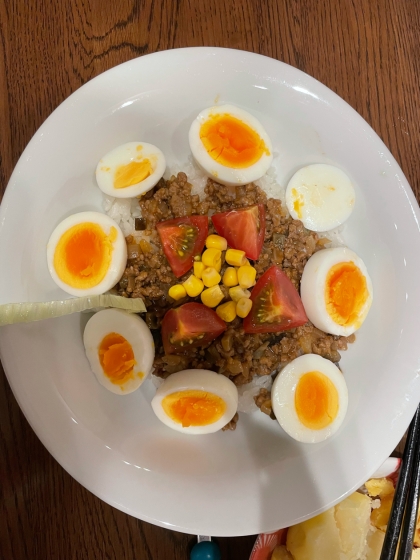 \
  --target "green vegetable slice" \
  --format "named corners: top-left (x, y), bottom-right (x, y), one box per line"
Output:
top-left (0, 294), bottom-right (146, 326)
